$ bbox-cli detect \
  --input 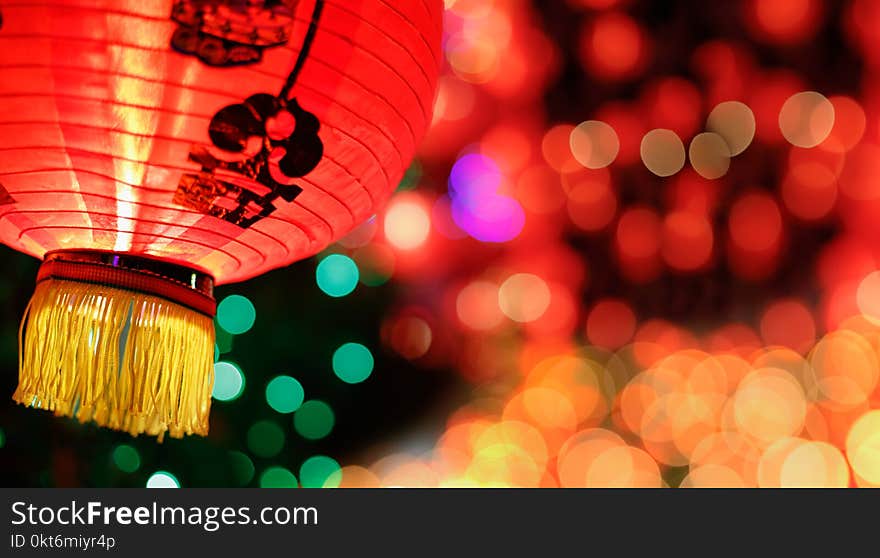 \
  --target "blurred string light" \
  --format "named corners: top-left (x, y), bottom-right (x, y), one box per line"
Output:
top-left (337, 309), bottom-right (880, 487)
top-left (640, 128), bottom-right (686, 177)
top-left (706, 101), bottom-right (756, 155)
top-left (744, 0), bottom-right (823, 46)
top-left (688, 132), bottom-right (731, 179)
top-left (569, 120), bottom-right (619, 169)
top-left (579, 11), bottom-right (647, 82)
top-left (456, 280), bottom-right (504, 330)
top-left (332, 343), bottom-right (375, 384)
top-left (300, 455), bottom-right (342, 488)
top-left (212, 361), bottom-right (245, 402)
top-left (265, 376), bottom-right (305, 414)
top-left (542, 124), bottom-right (577, 171)
top-left (112, 445), bottom-right (140, 473)
top-left (247, 420), bottom-right (285, 459)
top-left (146, 471), bottom-right (179, 489)
top-left (260, 466), bottom-right (298, 488)
top-left (554, 92), bottom-right (836, 182)
top-left (846, 410), bottom-right (880, 486)
top-left (228, 451), bottom-right (255, 487)
top-left (316, 254), bottom-right (360, 297)
top-left (300, 0), bottom-right (880, 490)
top-left (384, 197), bottom-right (431, 251)
top-left (294, 400), bottom-right (335, 440)
top-left (779, 91), bottom-right (835, 149)
top-left (216, 295), bottom-right (256, 335)
top-left (498, 273), bottom-right (551, 323)
top-left (384, 315), bottom-right (434, 360)
top-left (586, 299), bottom-right (637, 350)
top-left (448, 153), bottom-right (525, 242)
